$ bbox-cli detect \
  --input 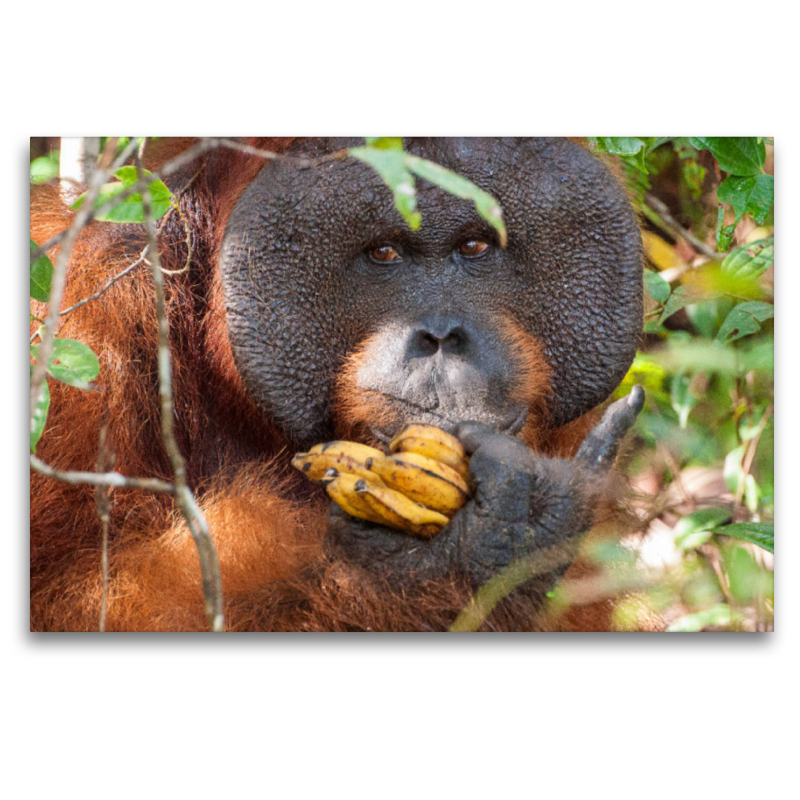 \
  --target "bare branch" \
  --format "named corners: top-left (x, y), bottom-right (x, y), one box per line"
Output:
top-left (57, 249), bottom-right (150, 320)
top-left (136, 143), bottom-right (224, 632)
top-left (94, 424), bottom-right (114, 633)
top-left (30, 141), bottom-right (119, 428)
top-left (30, 453), bottom-right (175, 493)
top-left (213, 137), bottom-right (348, 169)
top-left (643, 193), bottom-right (718, 261)
top-left (30, 137), bottom-right (351, 263)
